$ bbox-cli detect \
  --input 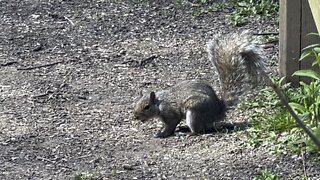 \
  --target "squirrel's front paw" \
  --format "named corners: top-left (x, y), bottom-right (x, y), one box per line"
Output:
top-left (155, 131), bottom-right (173, 138)
top-left (173, 131), bottom-right (197, 137)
